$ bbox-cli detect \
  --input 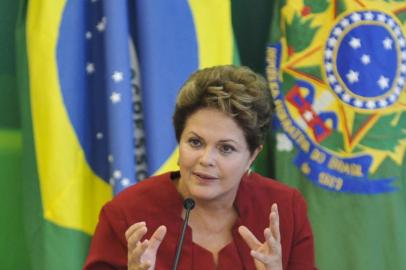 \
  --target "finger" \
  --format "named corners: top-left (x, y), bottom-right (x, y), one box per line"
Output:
top-left (238, 225), bottom-right (261, 250)
top-left (128, 239), bottom-right (148, 265)
top-left (134, 261), bottom-right (151, 270)
top-left (264, 228), bottom-right (281, 256)
top-left (125, 221), bottom-right (146, 240)
top-left (250, 250), bottom-right (272, 265)
top-left (147, 225), bottom-right (167, 251)
top-left (127, 226), bottom-right (148, 251)
top-left (269, 203), bottom-right (281, 242)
